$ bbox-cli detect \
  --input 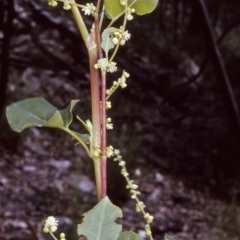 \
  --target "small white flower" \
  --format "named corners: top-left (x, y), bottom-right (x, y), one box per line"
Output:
top-left (82, 3), bottom-right (96, 16)
top-left (106, 146), bottom-right (114, 157)
top-left (114, 149), bottom-right (120, 156)
top-left (44, 216), bottom-right (58, 233)
top-left (106, 123), bottom-right (113, 130)
top-left (122, 31), bottom-right (131, 41)
top-left (95, 58), bottom-right (117, 73)
top-left (118, 77), bottom-right (127, 88)
top-left (108, 61), bottom-right (117, 73)
top-left (96, 58), bottom-right (108, 71)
